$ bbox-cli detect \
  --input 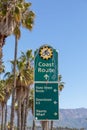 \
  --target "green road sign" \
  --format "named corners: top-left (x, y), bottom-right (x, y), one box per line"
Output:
top-left (34, 83), bottom-right (59, 120)
top-left (34, 45), bottom-right (59, 120)
top-left (34, 45), bottom-right (58, 81)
